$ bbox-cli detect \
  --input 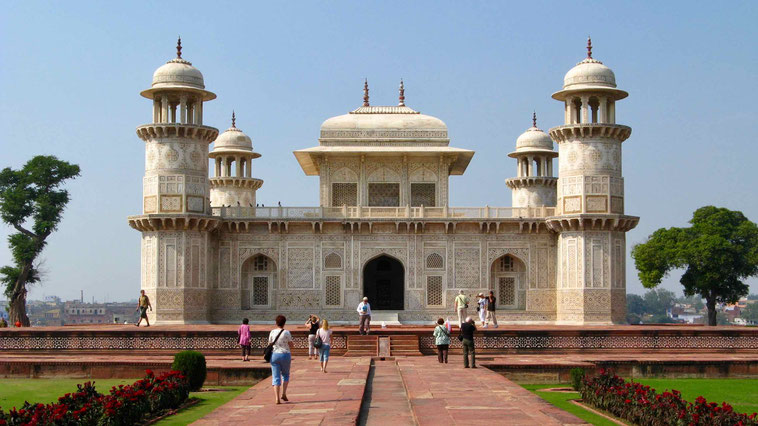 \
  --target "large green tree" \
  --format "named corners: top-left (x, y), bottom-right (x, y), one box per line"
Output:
top-left (632, 206), bottom-right (758, 325)
top-left (0, 156), bottom-right (80, 326)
